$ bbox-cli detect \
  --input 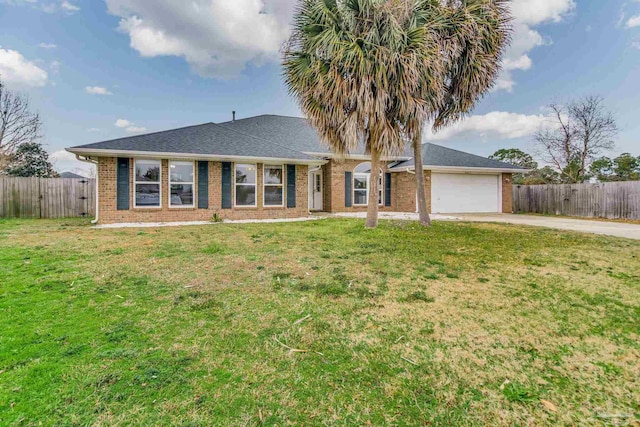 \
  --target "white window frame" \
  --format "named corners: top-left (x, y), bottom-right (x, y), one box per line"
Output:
top-left (263, 164), bottom-right (284, 207)
top-left (133, 159), bottom-right (162, 209)
top-left (168, 160), bottom-right (195, 209)
top-left (353, 173), bottom-right (370, 206)
top-left (234, 163), bottom-right (257, 208)
top-left (353, 163), bottom-right (384, 207)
